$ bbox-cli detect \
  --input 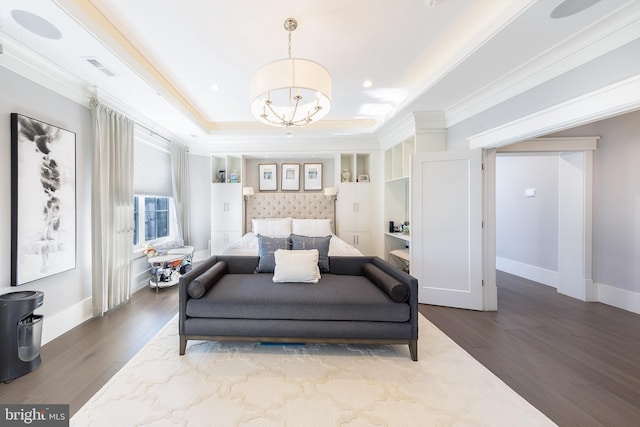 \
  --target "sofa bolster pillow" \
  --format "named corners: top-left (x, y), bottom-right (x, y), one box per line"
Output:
top-left (362, 263), bottom-right (409, 303)
top-left (187, 261), bottom-right (228, 298)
